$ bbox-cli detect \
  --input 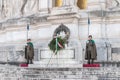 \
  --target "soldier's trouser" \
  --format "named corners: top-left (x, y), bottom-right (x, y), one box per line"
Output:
top-left (27, 56), bottom-right (33, 64)
top-left (87, 51), bottom-right (94, 64)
